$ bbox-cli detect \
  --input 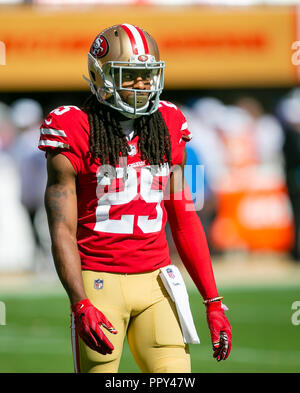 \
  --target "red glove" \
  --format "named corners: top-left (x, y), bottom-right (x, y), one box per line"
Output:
top-left (206, 301), bottom-right (232, 361)
top-left (72, 298), bottom-right (117, 355)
